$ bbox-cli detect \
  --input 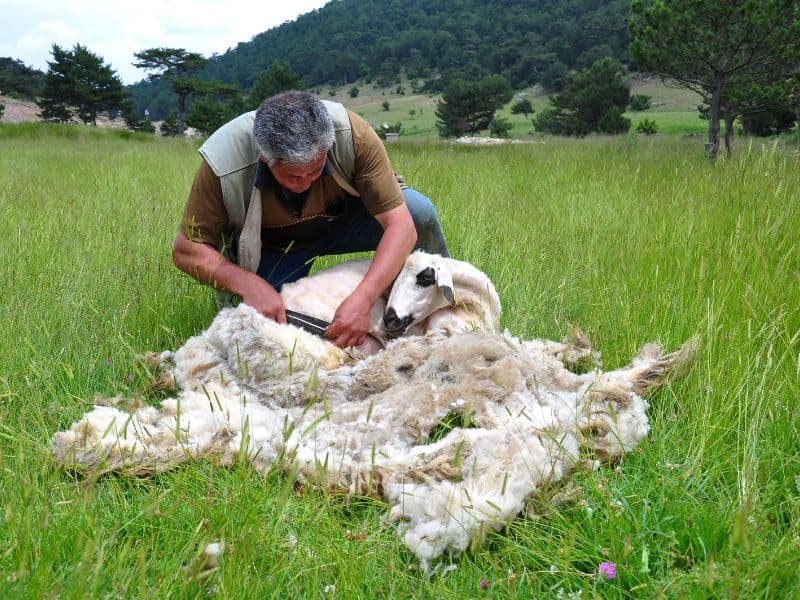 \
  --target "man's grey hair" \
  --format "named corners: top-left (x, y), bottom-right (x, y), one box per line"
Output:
top-left (253, 91), bottom-right (335, 166)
